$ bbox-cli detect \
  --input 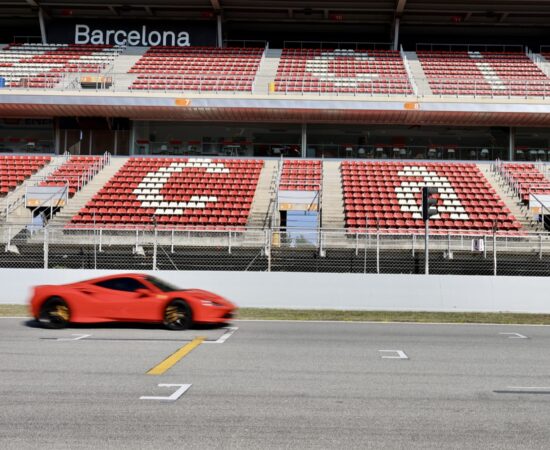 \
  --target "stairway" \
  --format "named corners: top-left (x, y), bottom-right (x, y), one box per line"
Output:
top-left (479, 164), bottom-right (541, 231)
top-left (253, 48), bottom-right (282, 95)
top-left (111, 46), bottom-right (149, 91)
top-left (247, 159), bottom-right (279, 228)
top-left (526, 52), bottom-right (550, 79)
top-left (321, 161), bottom-right (345, 229)
top-left (403, 51), bottom-right (433, 96)
top-left (47, 157), bottom-right (127, 227)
